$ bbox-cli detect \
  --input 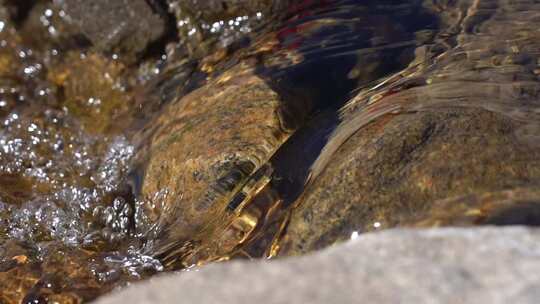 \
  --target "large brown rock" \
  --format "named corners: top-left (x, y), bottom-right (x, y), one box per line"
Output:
top-left (277, 0), bottom-right (540, 255)
top-left (279, 108), bottom-right (540, 254)
top-left (133, 62), bottom-right (309, 266)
